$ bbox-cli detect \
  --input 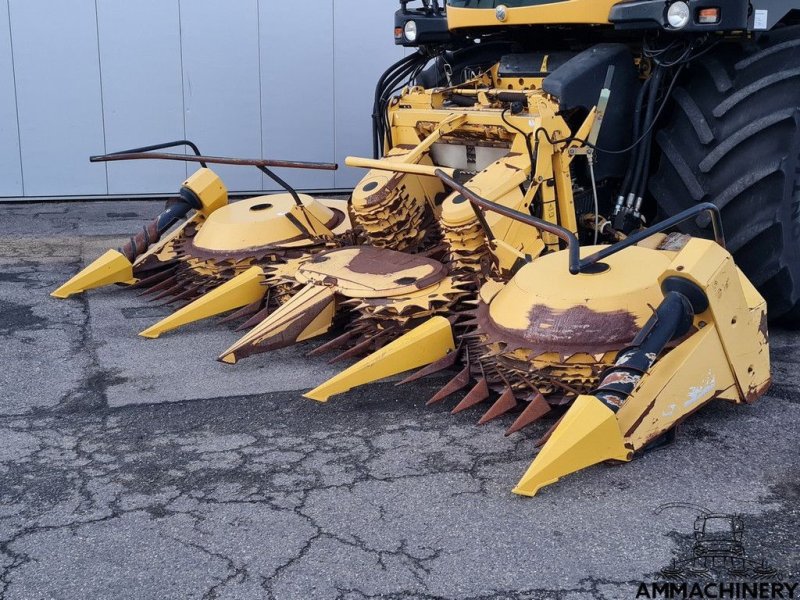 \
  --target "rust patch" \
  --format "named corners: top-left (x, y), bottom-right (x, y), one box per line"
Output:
top-left (313, 246), bottom-right (448, 291)
top-left (599, 371), bottom-right (641, 388)
top-left (186, 207), bottom-right (346, 260)
top-left (523, 305), bottom-right (639, 348)
top-left (623, 397), bottom-right (658, 437)
top-left (476, 302), bottom-right (639, 357)
top-left (745, 377), bottom-right (771, 404)
top-left (468, 302), bottom-right (621, 403)
top-left (120, 219), bottom-right (159, 262)
top-left (656, 232), bottom-right (692, 251)
top-left (364, 172), bottom-right (405, 207)
top-left (183, 239), bottom-right (310, 263)
top-left (758, 309), bottom-right (769, 343)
